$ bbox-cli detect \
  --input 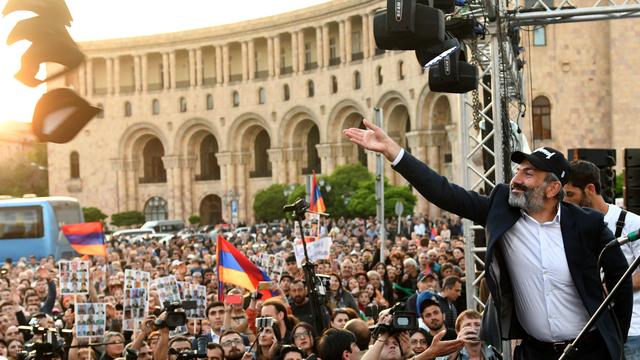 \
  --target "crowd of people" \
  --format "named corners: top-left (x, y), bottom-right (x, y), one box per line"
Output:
top-left (0, 212), bottom-right (491, 360)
